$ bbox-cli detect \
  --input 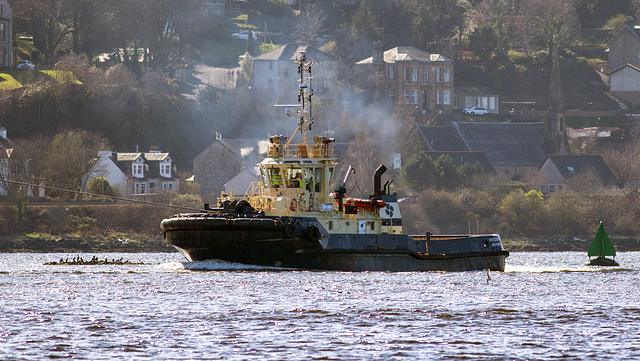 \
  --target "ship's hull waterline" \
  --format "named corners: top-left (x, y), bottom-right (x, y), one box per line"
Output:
top-left (162, 218), bottom-right (508, 272)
